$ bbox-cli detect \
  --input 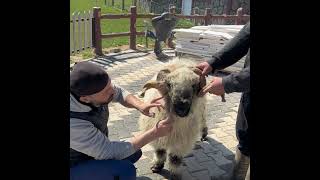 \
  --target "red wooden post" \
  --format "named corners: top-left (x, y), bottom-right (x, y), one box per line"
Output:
top-left (236, 7), bottom-right (243, 25)
top-left (130, 6), bottom-right (137, 50)
top-left (93, 7), bottom-right (103, 56)
top-left (204, 8), bottom-right (212, 26)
